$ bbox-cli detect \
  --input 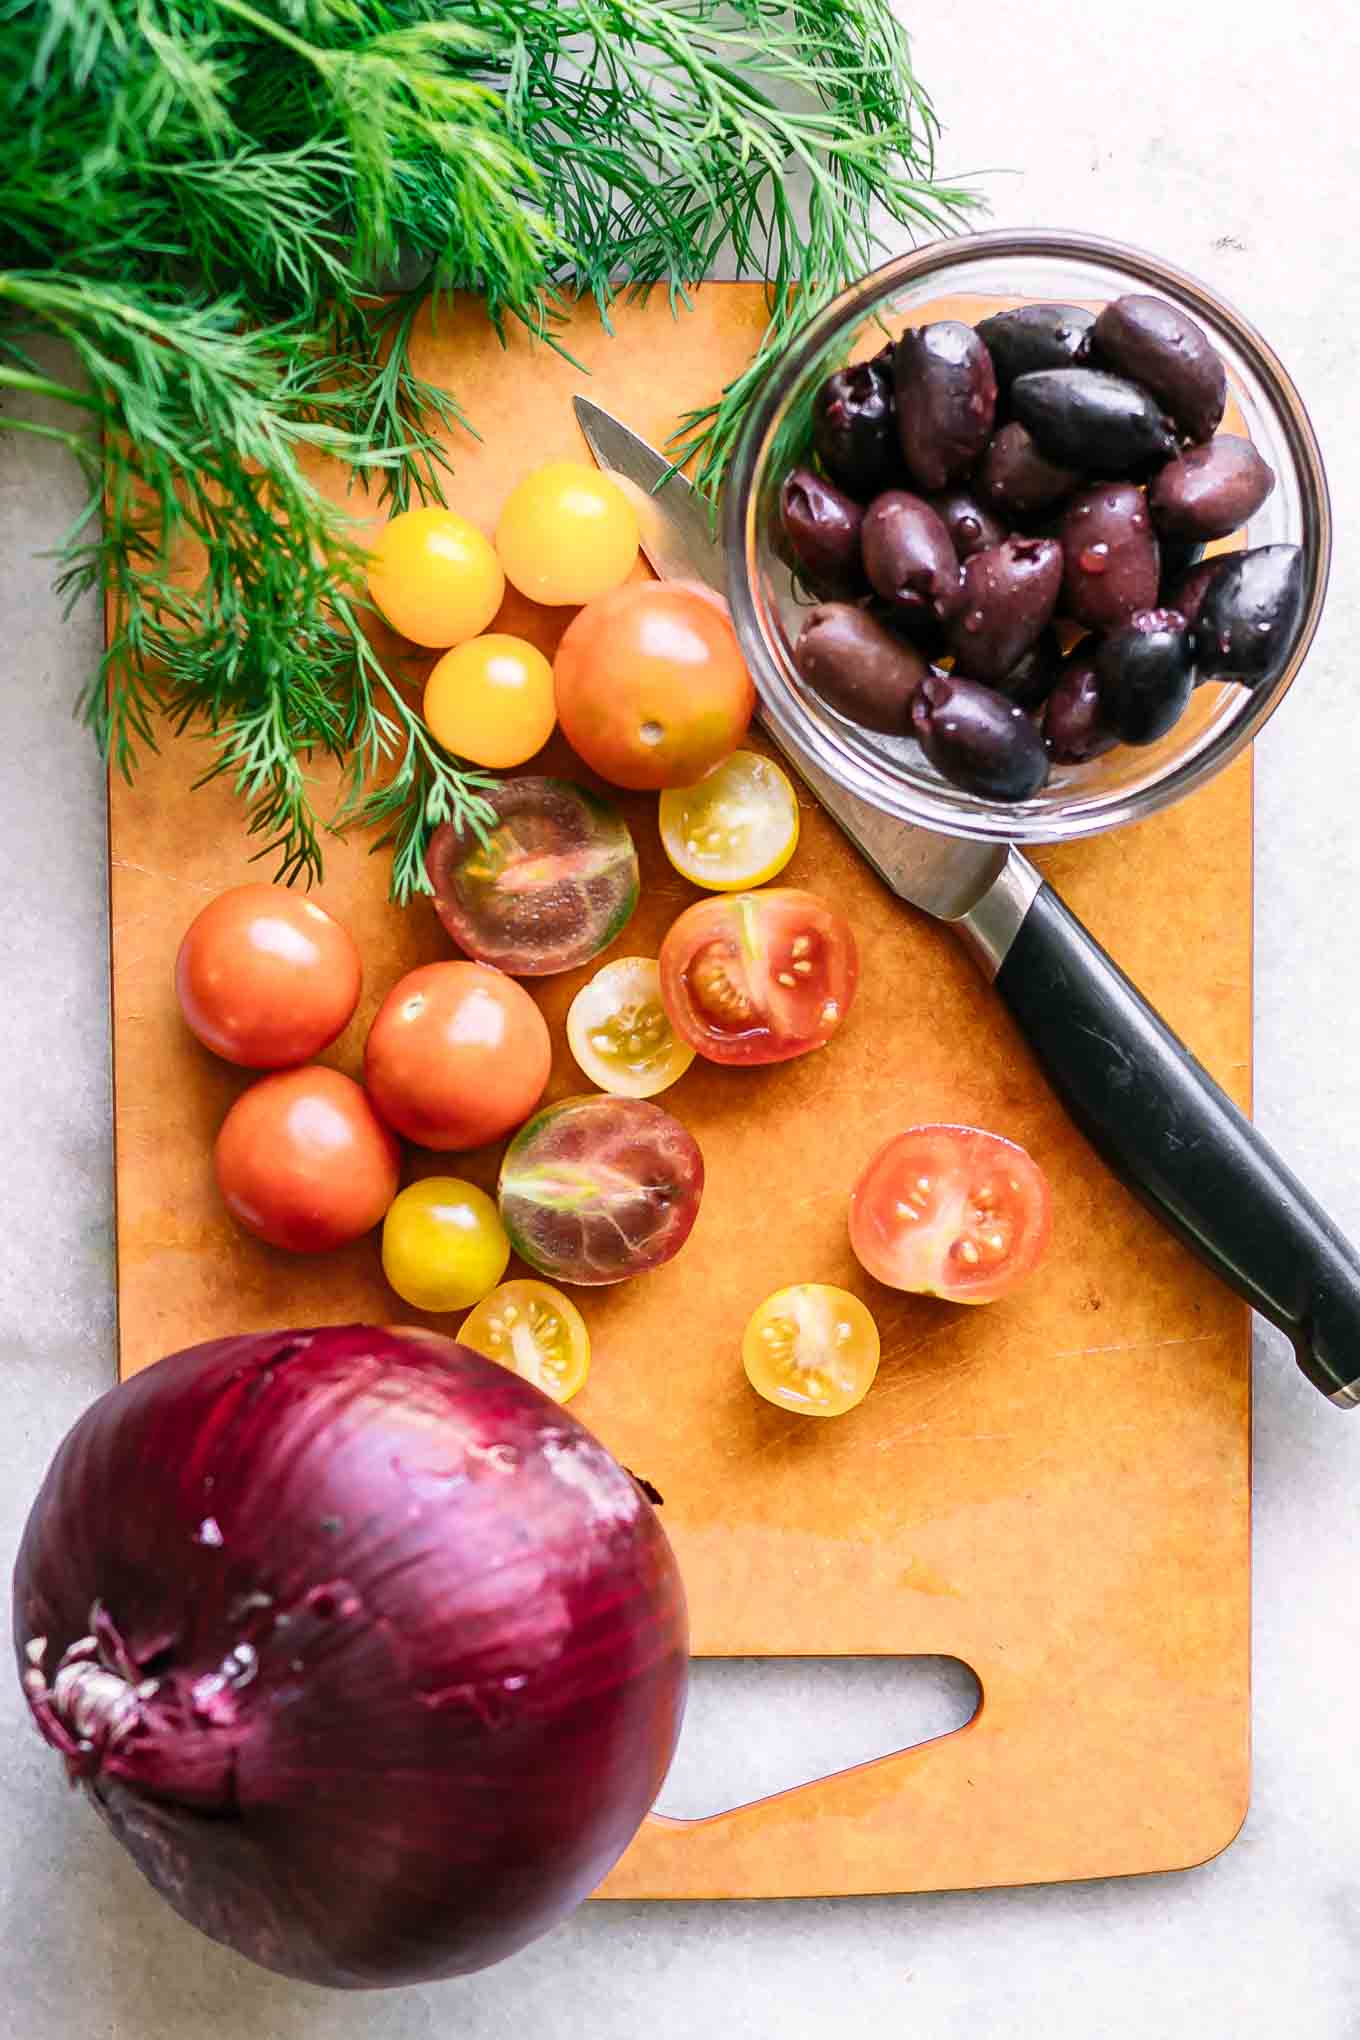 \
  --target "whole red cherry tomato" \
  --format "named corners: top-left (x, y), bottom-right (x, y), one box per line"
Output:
top-left (176, 884), bottom-right (361, 1068)
top-left (214, 1067), bottom-right (400, 1253)
top-left (365, 961), bottom-right (551, 1151)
